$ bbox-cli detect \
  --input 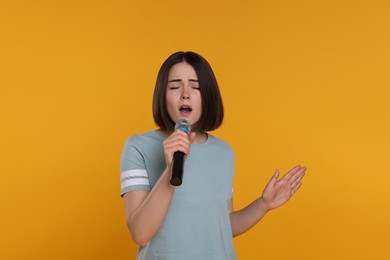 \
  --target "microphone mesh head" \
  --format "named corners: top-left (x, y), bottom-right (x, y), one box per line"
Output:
top-left (174, 119), bottom-right (191, 134)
